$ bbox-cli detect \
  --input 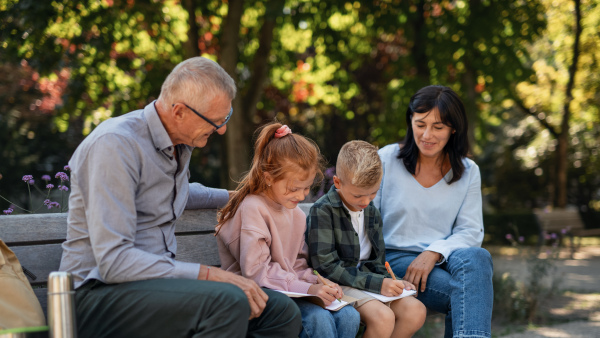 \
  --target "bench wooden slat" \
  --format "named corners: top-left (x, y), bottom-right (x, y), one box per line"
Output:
top-left (33, 288), bottom-right (48, 319)
top-left (0, 209), bottom-right (220, 245)
top-left (13, 233), bottom-right (221, 285)
top-left (12, 243), bottom-right (63, 286)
